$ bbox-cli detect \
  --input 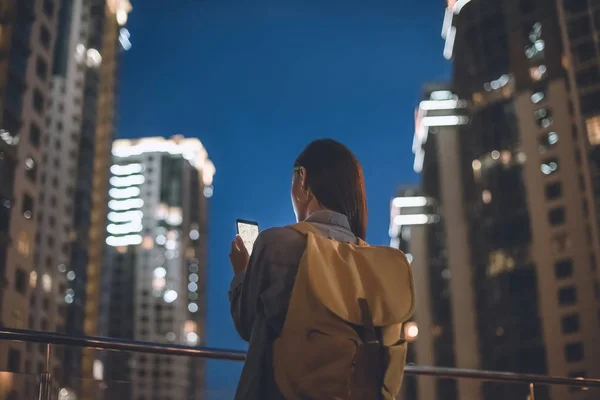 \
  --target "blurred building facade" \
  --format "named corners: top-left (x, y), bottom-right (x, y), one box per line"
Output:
top-left (391, 1), bottom-right (600, 400)
top-left (0, 0), bottom-right (63, 384)
top-left (0, 0), bottom-right (131, 398)
top-left (101, 136), bottom-right (215, 400)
